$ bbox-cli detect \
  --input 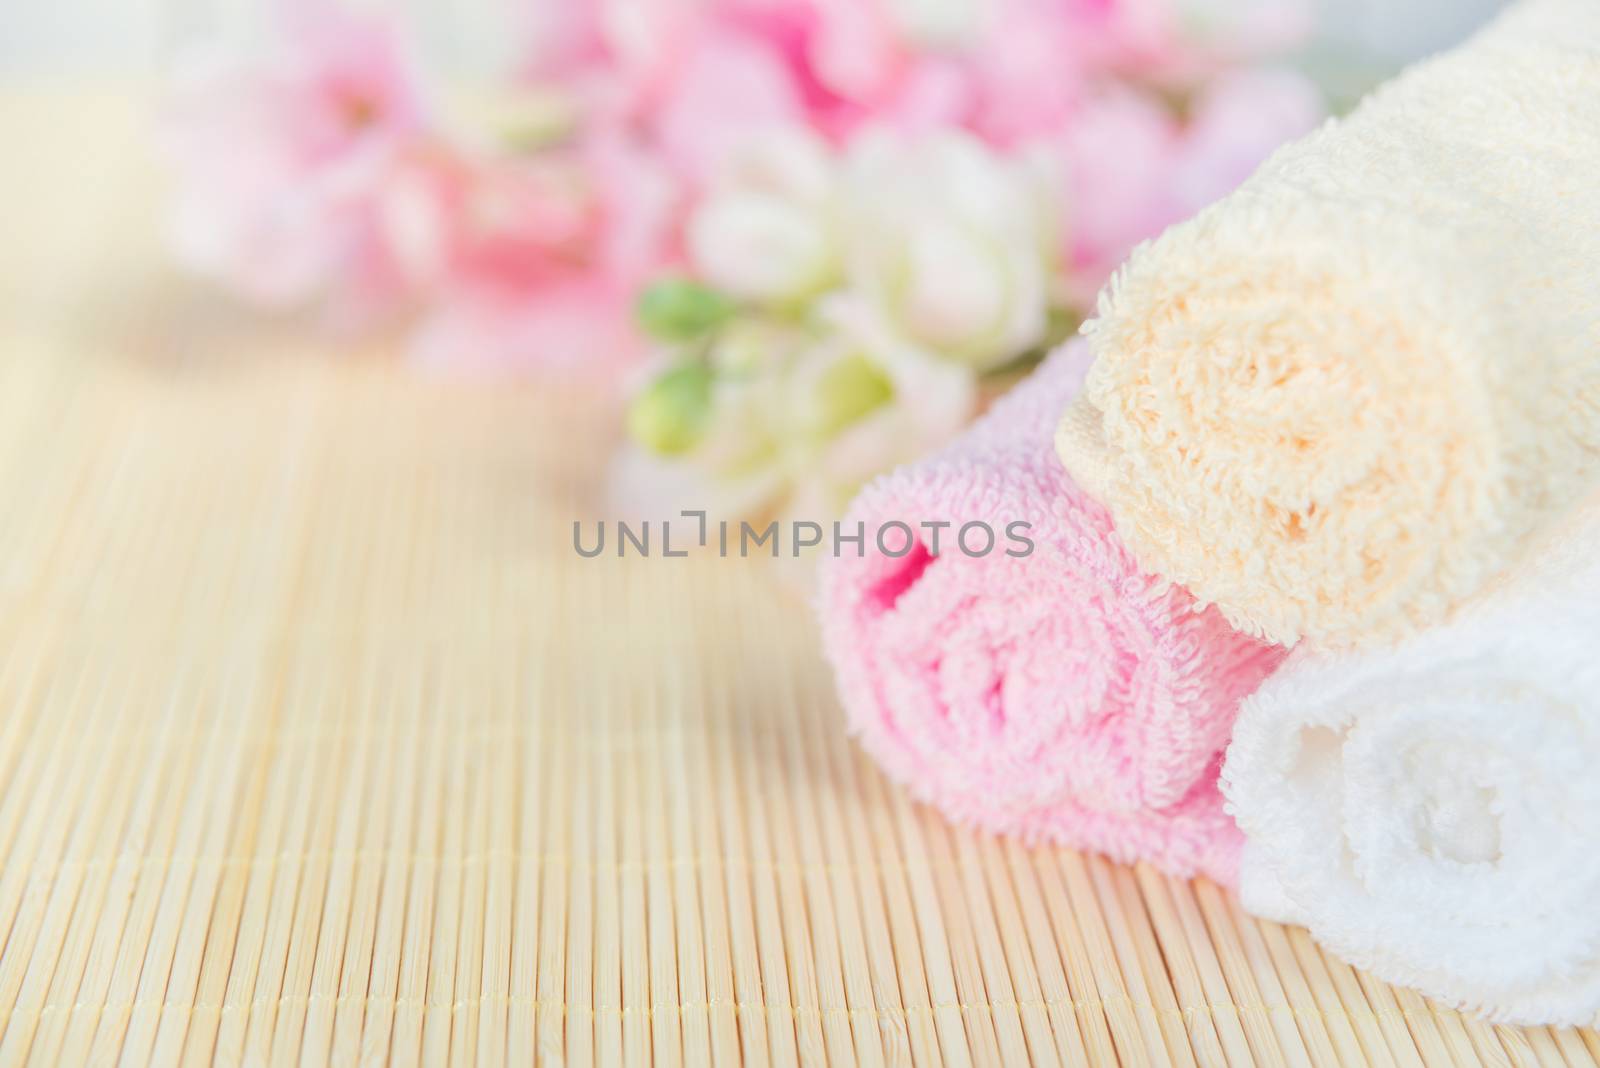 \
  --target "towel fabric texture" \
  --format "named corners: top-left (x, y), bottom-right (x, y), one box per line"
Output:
top-left (1056, 0), bottom-right (1600, 649)
top-left (819, 342), bottom-right (1283, 883)
top-left (1223, 498), bottom-right (1600, 1026)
